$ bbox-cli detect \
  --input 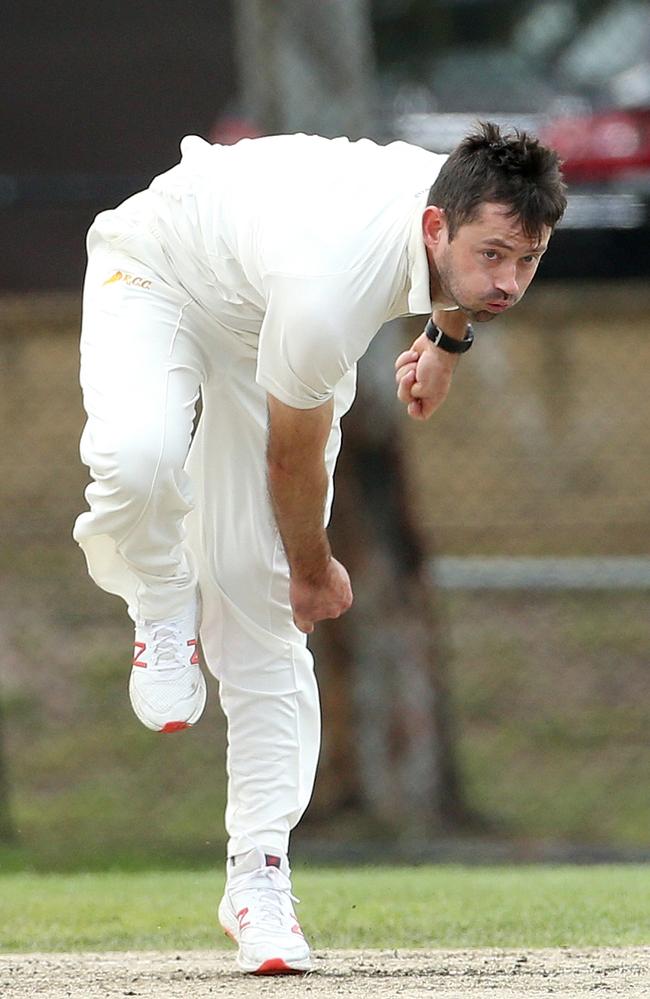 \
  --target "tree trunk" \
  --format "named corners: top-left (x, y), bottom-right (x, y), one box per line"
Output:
top-left (234, 0), bottom-right (375, 138)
